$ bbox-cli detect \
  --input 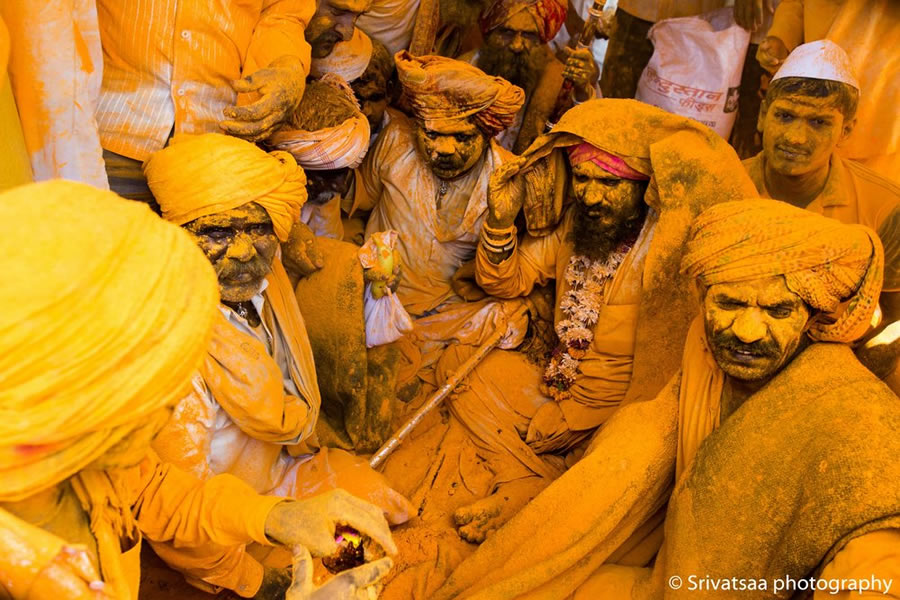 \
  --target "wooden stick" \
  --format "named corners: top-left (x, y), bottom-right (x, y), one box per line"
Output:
top-left (369, 325), bottom-right (506, 469)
